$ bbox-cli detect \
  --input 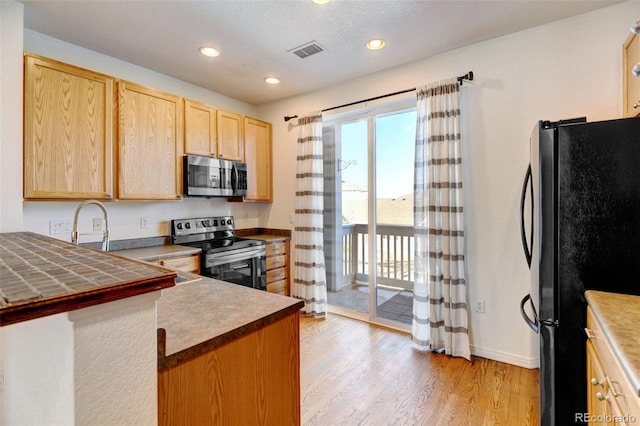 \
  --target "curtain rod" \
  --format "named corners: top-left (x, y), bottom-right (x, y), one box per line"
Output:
top-left (283, 71), bottom-right (473, 122)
